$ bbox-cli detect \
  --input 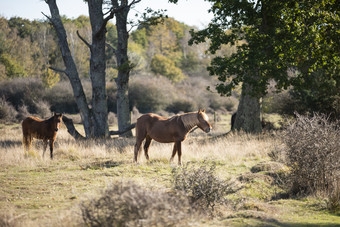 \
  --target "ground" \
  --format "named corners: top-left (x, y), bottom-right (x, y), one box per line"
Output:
top-left (0, 115), bottom-right (339, 226)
